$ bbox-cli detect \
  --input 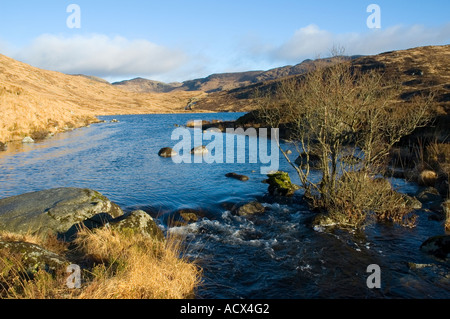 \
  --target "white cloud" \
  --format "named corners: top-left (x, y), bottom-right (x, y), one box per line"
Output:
top-left (13, 34), bottom-right (188, 78)
top-left (261, 23), bottom-right (450, 63)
